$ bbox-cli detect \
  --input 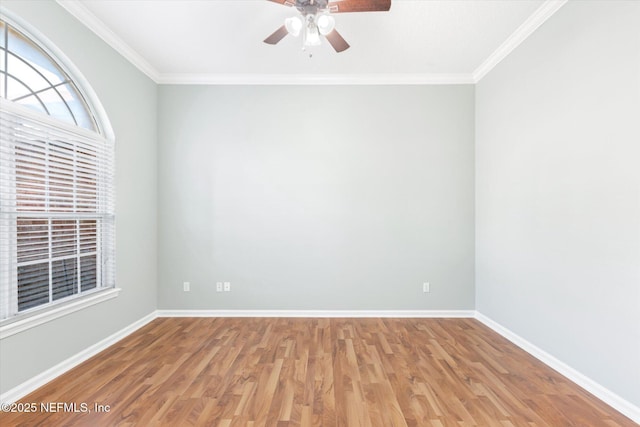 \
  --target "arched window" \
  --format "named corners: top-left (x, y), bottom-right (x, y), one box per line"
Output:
top-left (0, 19), bottom-right (98, 131)
top-left (0, 16), bottom-right (115, 326)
